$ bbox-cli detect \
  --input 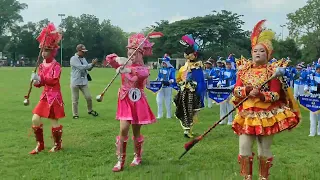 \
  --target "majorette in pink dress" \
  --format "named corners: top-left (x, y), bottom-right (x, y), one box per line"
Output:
top-left (106, 55), bottom-right (156, 125)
